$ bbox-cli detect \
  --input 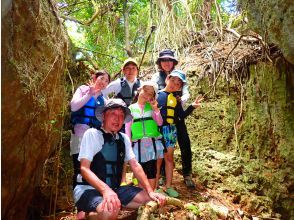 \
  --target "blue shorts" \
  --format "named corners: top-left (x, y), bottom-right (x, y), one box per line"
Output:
top-left (76, 186), bottom-right (143, 212)
top-left (161, 124), bottom-right (177, 148)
